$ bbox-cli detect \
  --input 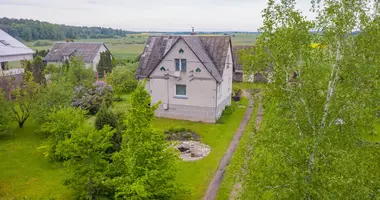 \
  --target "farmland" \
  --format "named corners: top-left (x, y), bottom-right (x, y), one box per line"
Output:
top-left (24, 33), bottom-right (258, 60)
